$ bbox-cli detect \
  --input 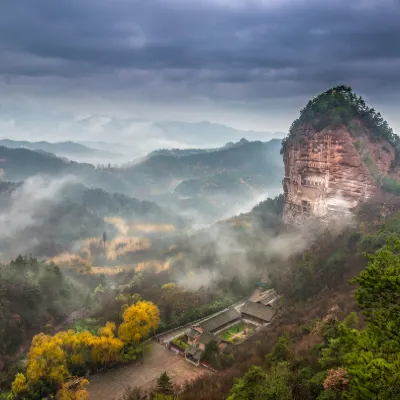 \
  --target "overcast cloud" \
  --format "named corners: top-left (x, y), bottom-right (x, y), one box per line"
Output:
top-left (1, 0), bottom-right (400, 139)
